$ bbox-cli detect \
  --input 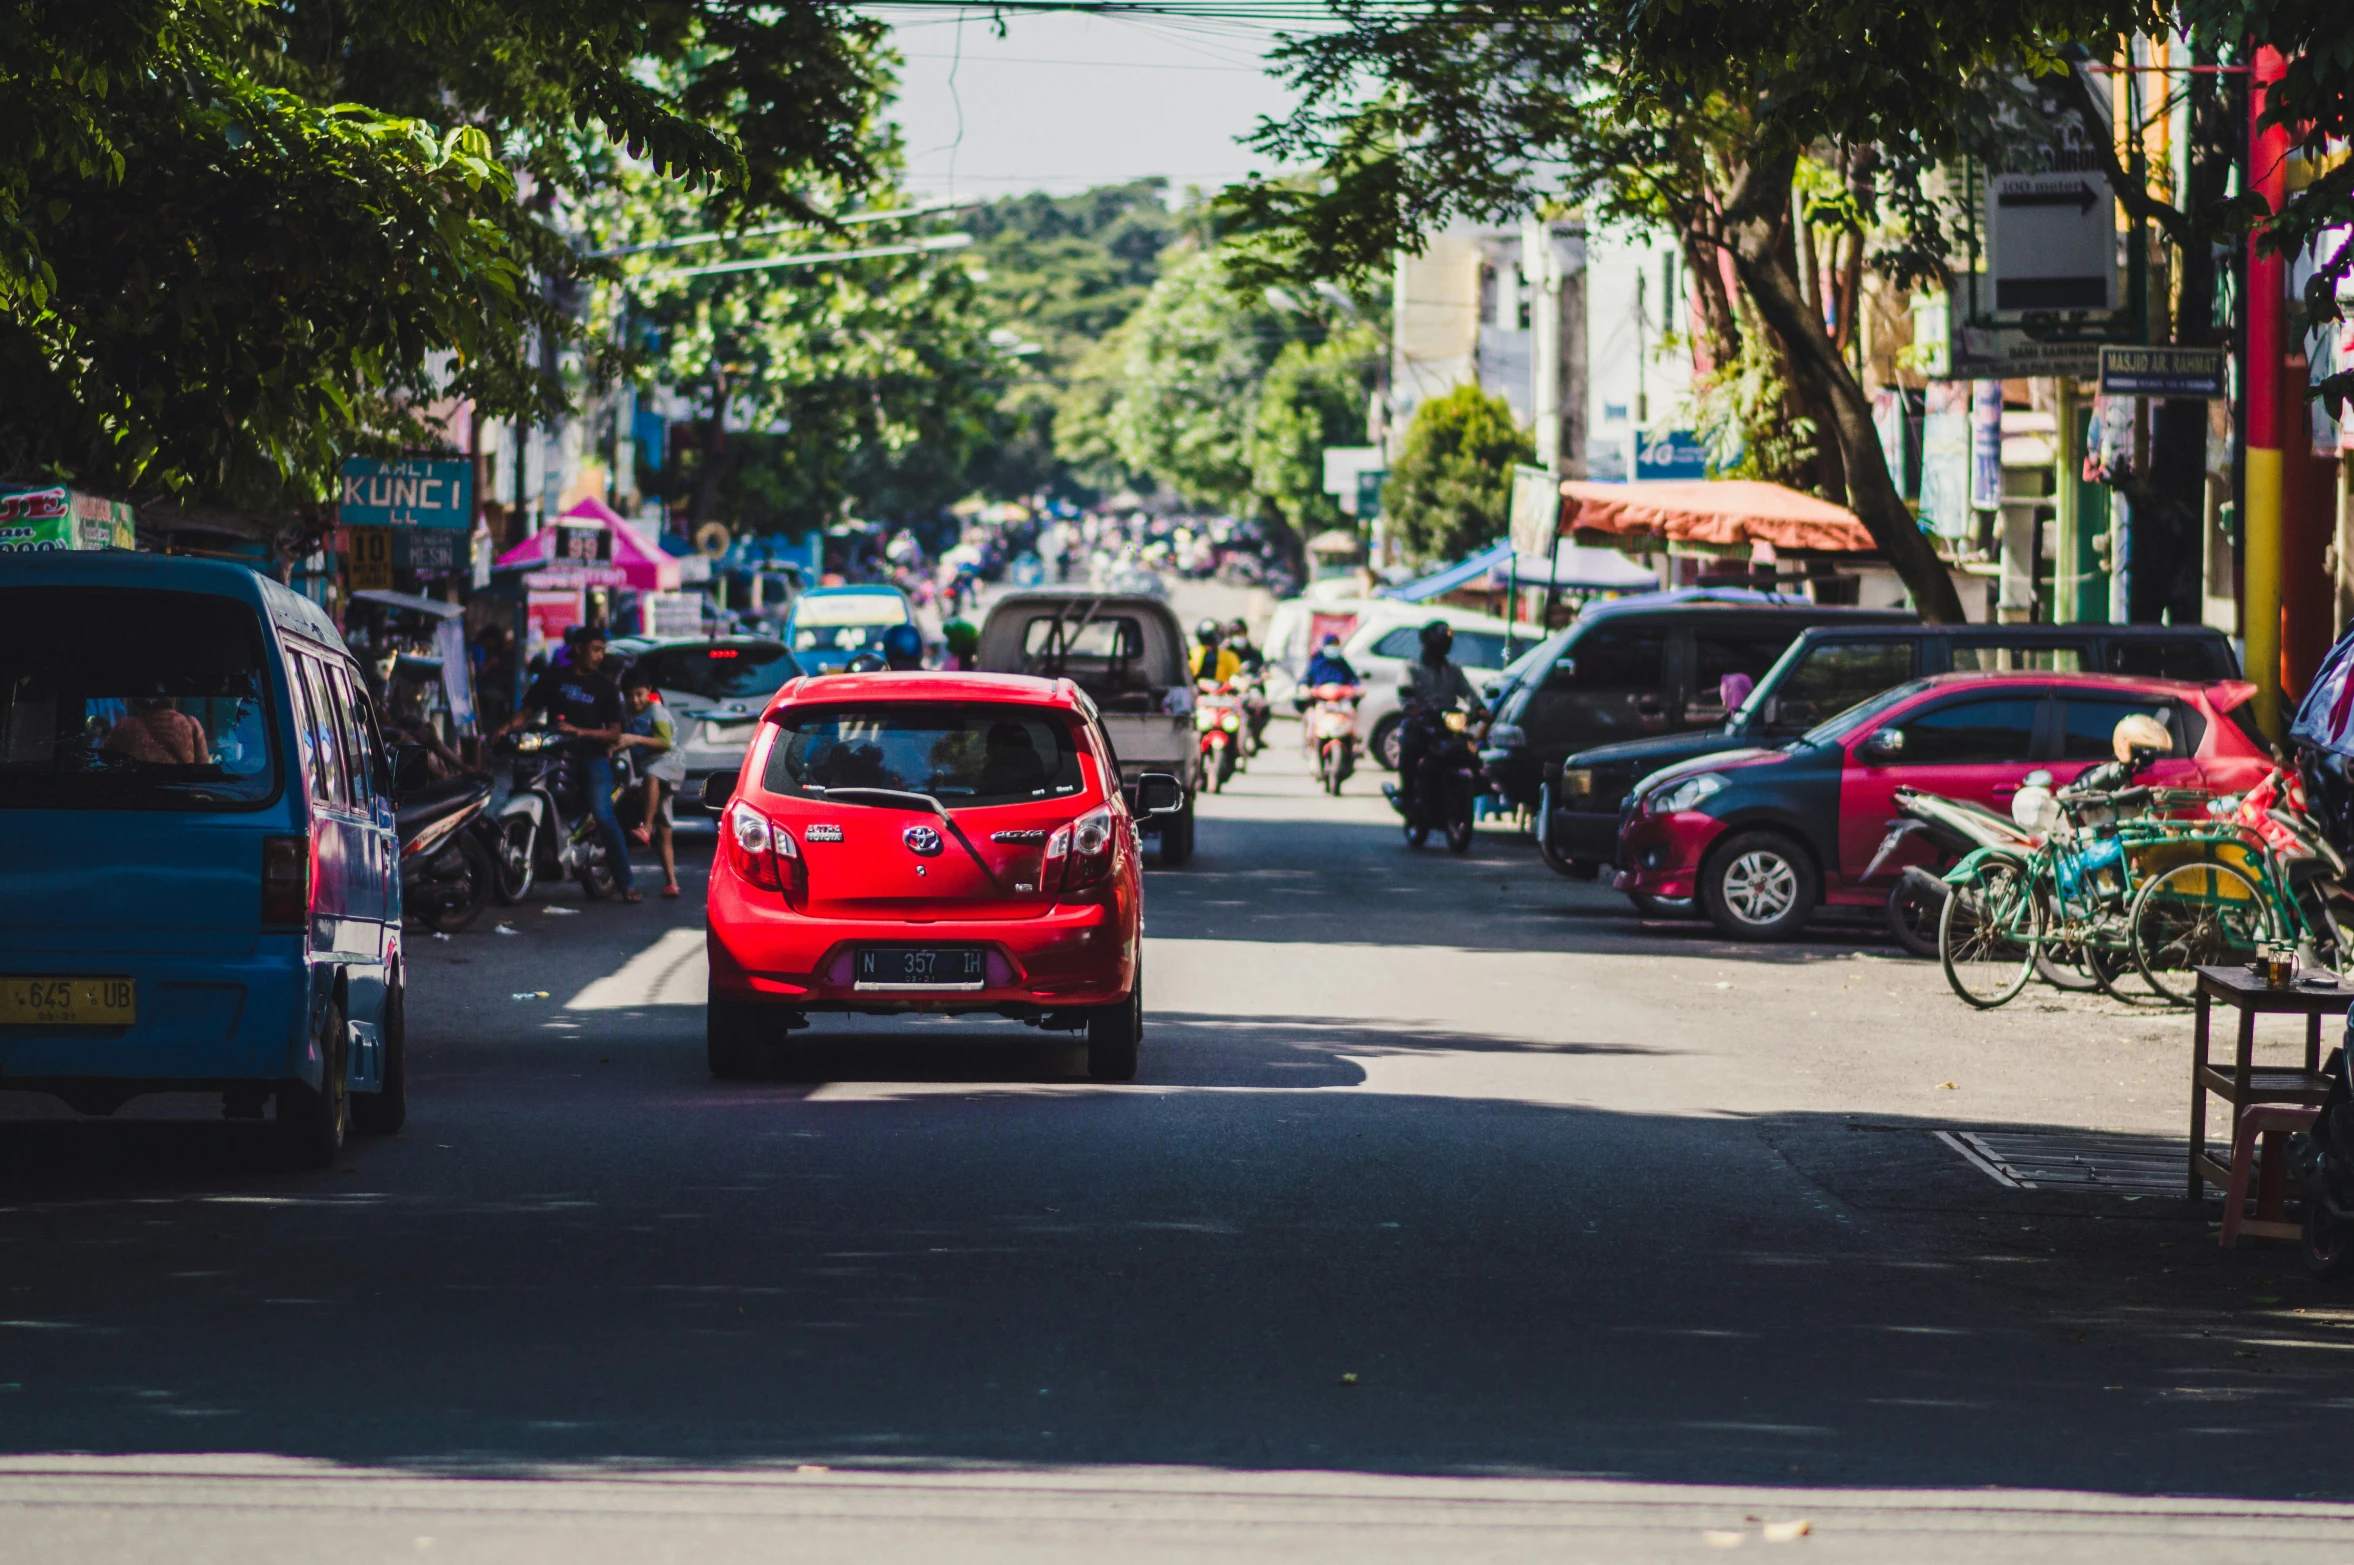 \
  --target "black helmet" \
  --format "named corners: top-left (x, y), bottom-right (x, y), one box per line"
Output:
top-left (880, 622), bottom-right (924, 669)
top-left (1418, 619), bottom-right (1454, 657)
top-left (1195, 618), bottom-right (1223, 647)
